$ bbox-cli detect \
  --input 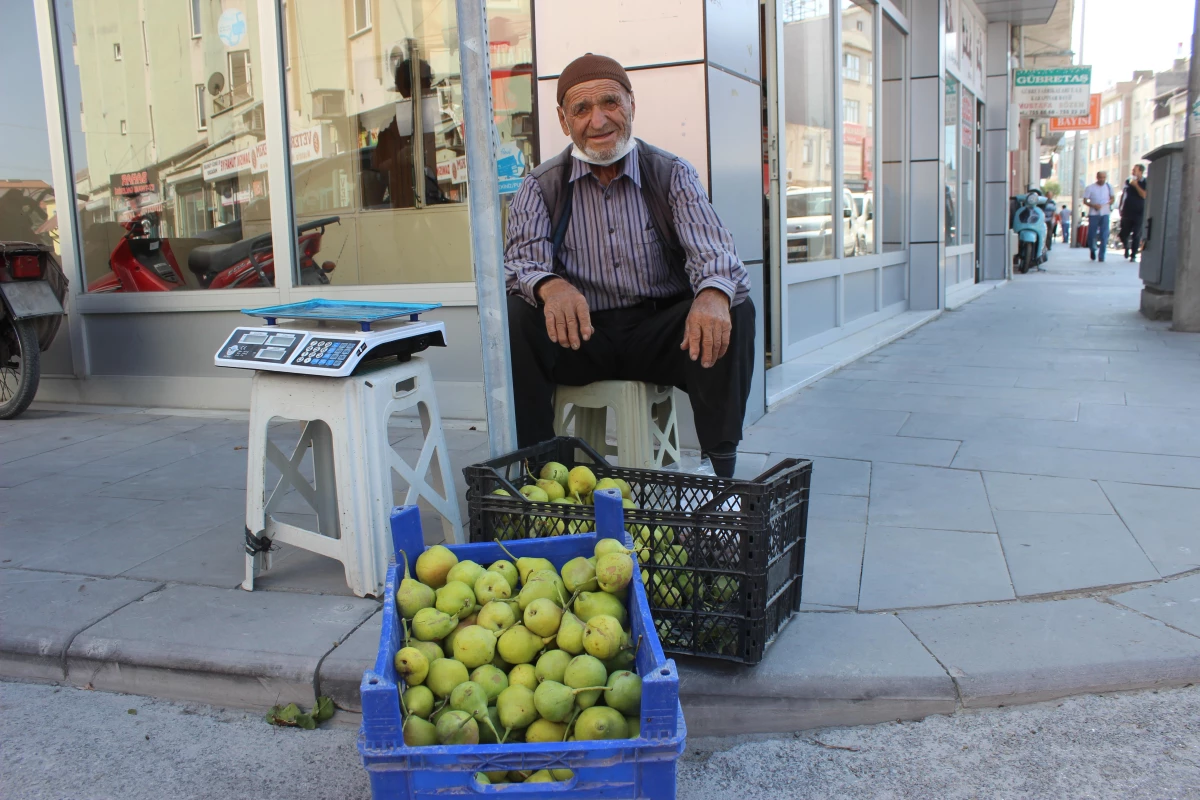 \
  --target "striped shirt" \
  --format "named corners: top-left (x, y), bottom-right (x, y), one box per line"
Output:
top-left (504, 144), bottom-right (750, 312)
